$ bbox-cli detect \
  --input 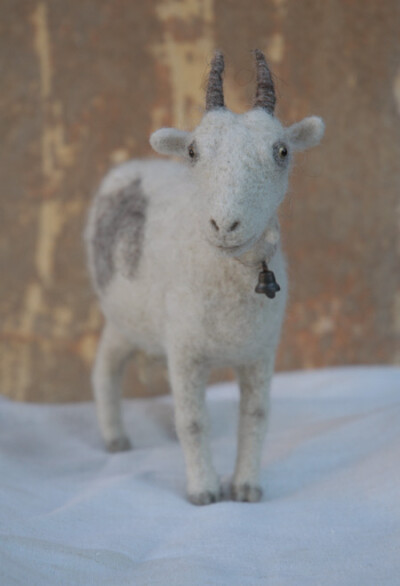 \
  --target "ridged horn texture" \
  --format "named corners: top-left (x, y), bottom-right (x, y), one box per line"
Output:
top-left (253, 49), bottom-right (276, 114)
top-left (205, 51), bottom-right (225, 111)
